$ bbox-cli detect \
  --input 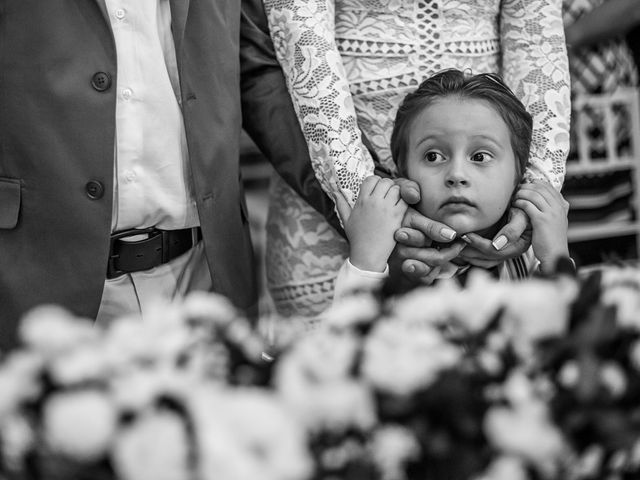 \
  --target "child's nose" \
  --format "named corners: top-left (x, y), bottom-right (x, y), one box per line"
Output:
top-left (445, 161), bottom-right (469, 187)
top-left (445, 177), bottom-right (468, 187)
